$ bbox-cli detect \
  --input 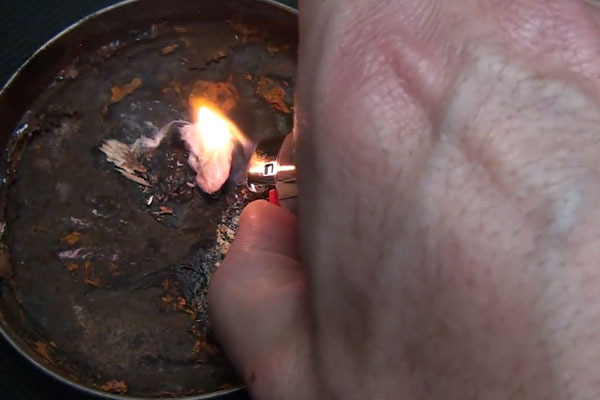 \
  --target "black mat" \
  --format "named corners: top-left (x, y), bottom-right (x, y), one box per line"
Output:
top-left (0, 0), bottom-right (297, 398)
